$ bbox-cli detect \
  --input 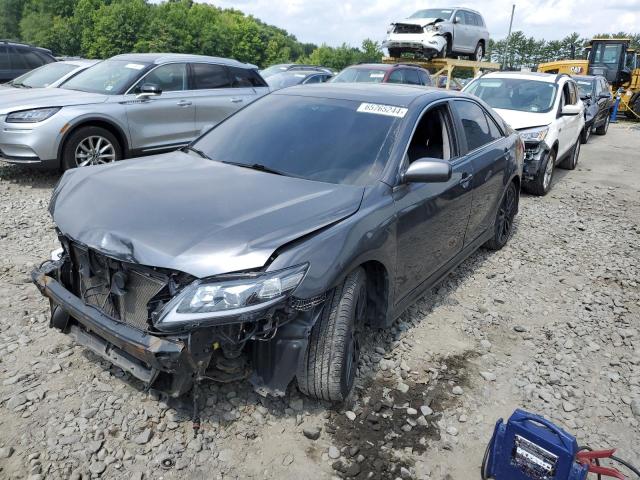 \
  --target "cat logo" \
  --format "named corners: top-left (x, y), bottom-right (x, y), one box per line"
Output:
top-left (570, 66), bottom-right (583, 73)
